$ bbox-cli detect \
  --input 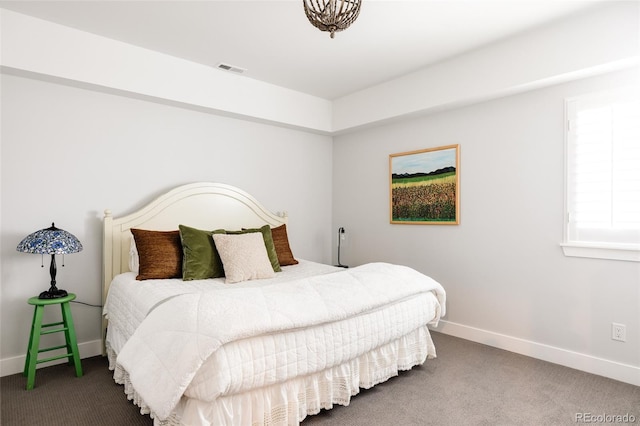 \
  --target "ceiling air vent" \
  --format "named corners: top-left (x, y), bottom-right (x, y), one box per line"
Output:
top-left (216, 63), bottom-right (247, 74)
